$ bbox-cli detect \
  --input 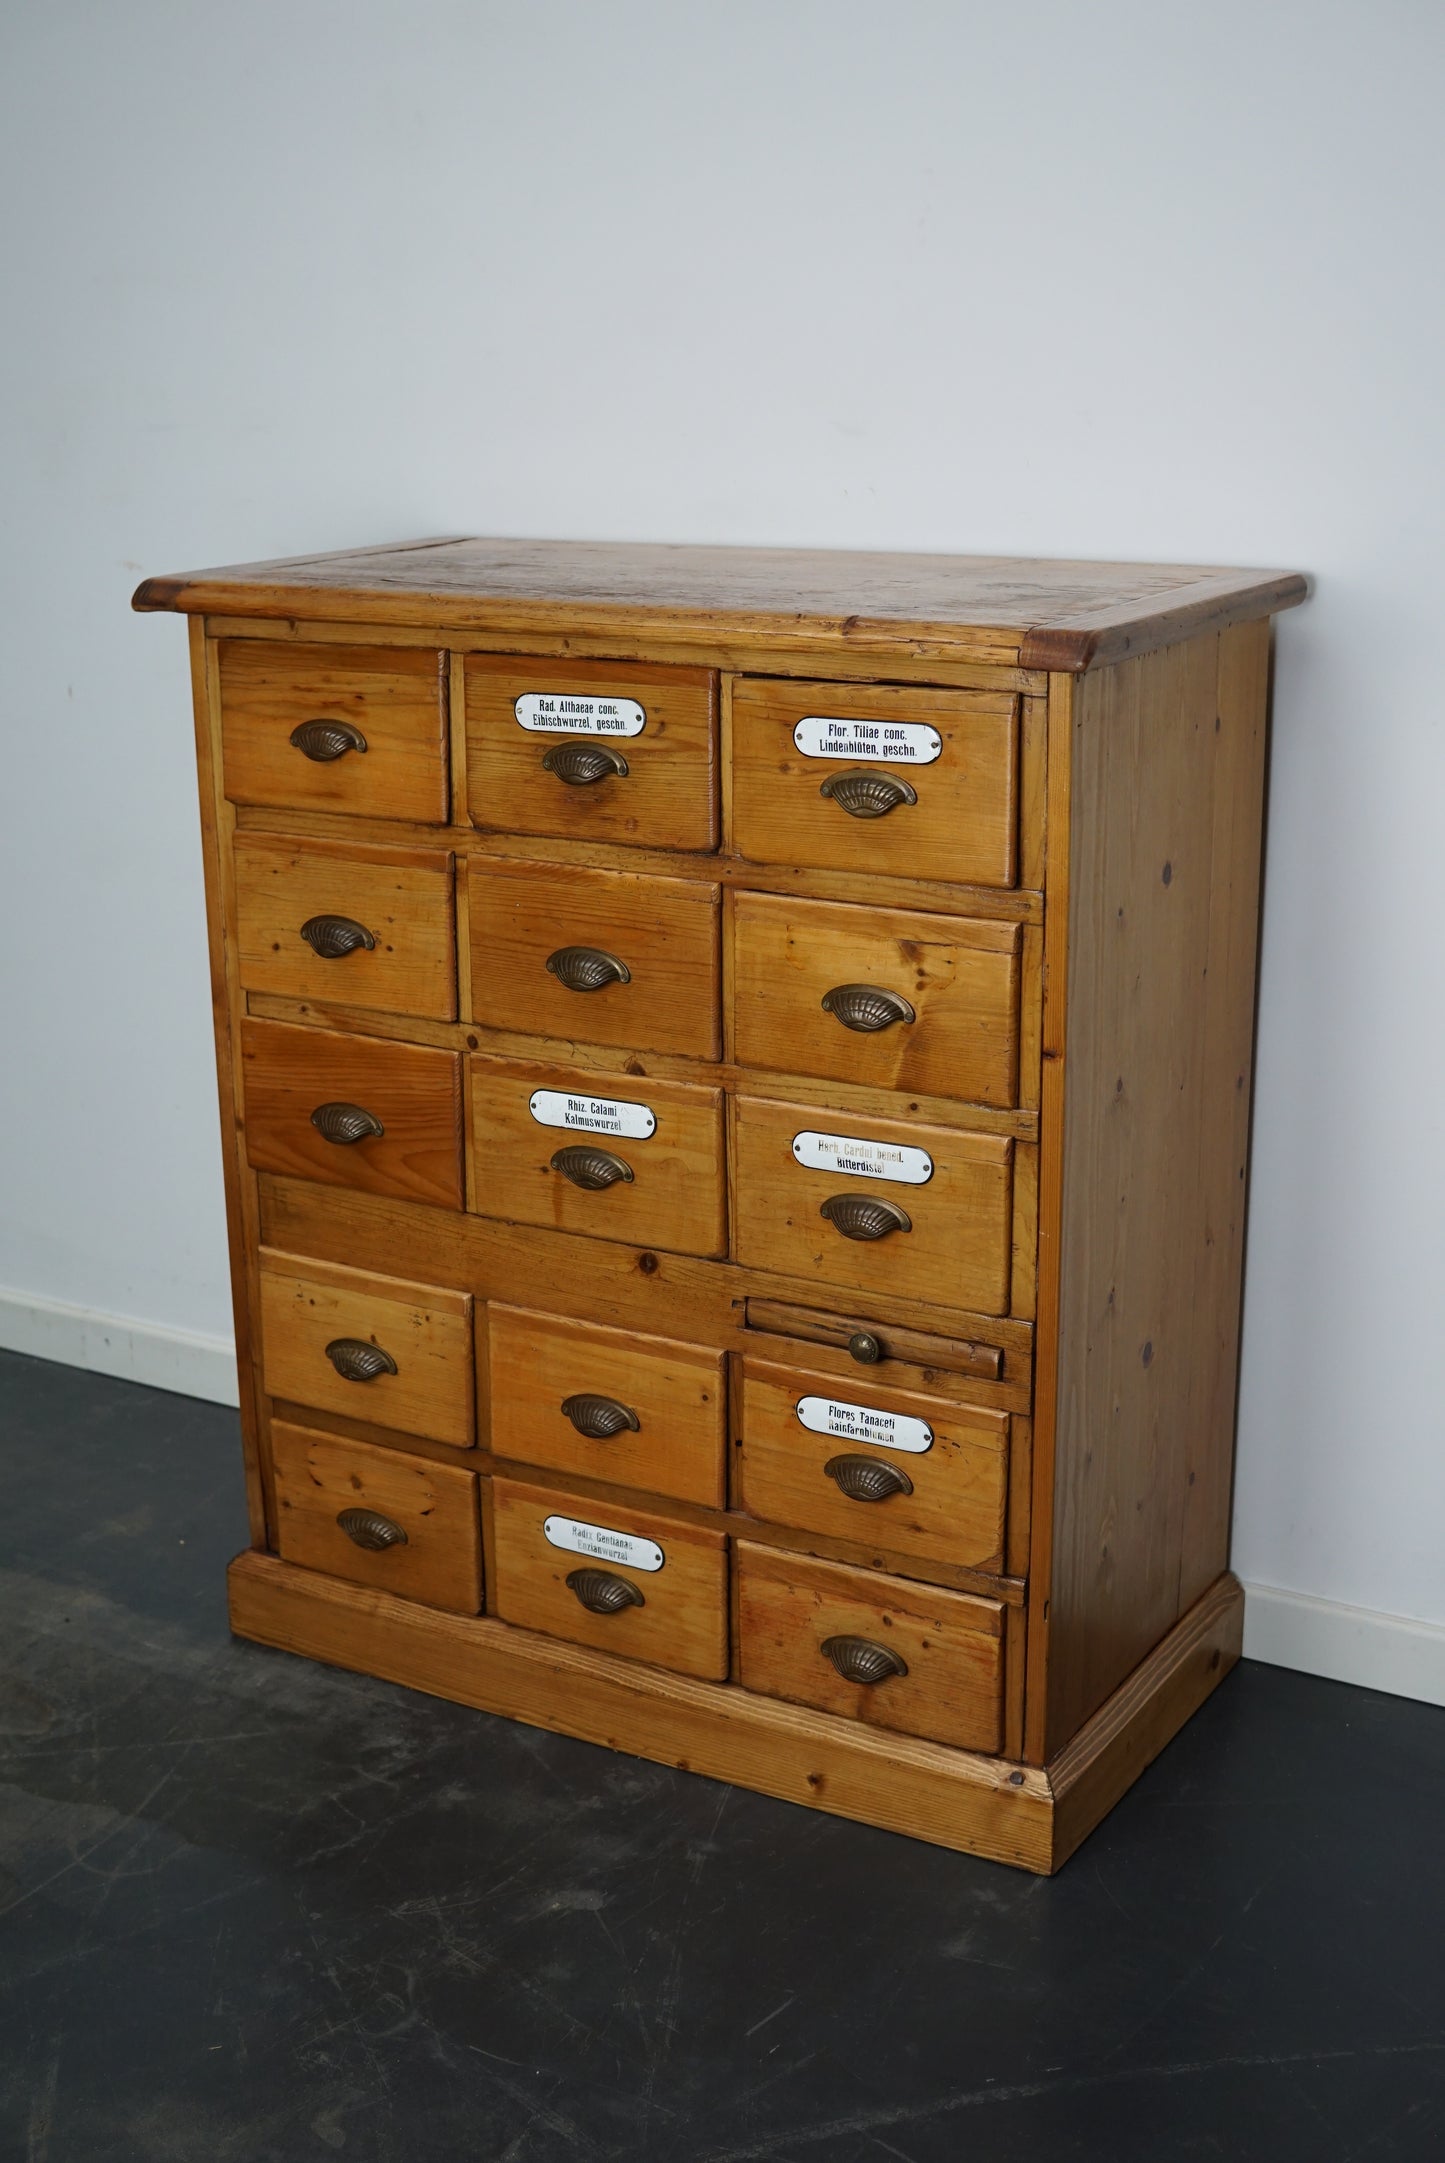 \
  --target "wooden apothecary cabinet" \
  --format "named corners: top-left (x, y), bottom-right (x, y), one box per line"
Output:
top-left (135, 538), bottom-right (1305, 1872)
